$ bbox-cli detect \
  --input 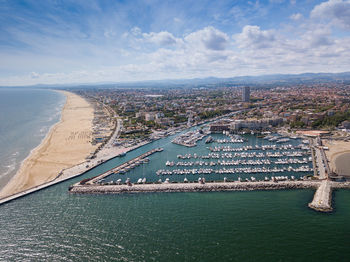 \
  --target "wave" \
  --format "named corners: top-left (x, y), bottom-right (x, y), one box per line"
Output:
top-left (0, 154), bottom-right (18, 178)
